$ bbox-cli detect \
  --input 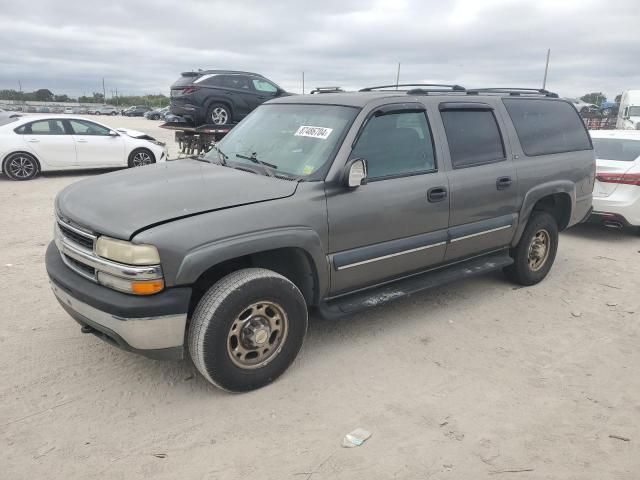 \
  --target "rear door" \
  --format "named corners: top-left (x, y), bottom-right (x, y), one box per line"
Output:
top-left (19, 119), bottom-right (76, 167)
top-left (67, 119), bottom-right (125, 167)
top-left (437, 101), bottom-right (518, 261)
top-left (327, 103), bottom-right (449, 294)
top-left (221, 75), bottom-right (254, 119)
